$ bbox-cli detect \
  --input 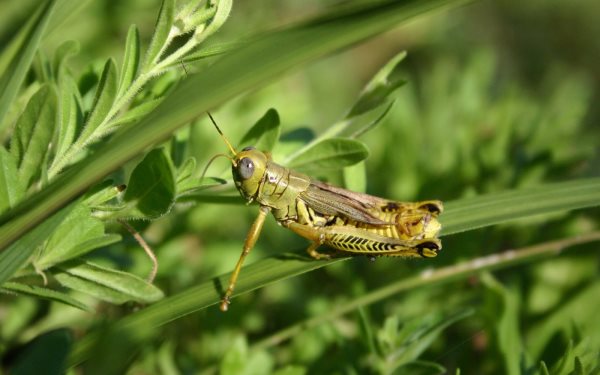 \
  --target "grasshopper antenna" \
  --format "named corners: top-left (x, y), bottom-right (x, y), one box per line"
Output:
top-left (207, 112), bottom-right (237, 156)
